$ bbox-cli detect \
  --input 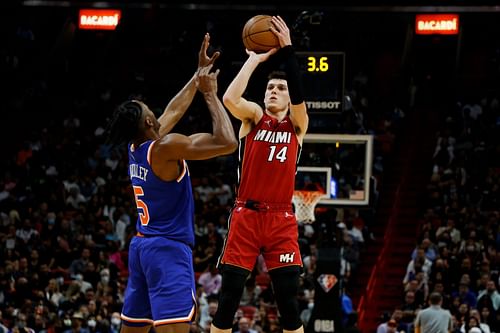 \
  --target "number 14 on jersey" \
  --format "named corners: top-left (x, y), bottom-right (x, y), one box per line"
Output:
top-left (268, 145), bottom-right (288, 162)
